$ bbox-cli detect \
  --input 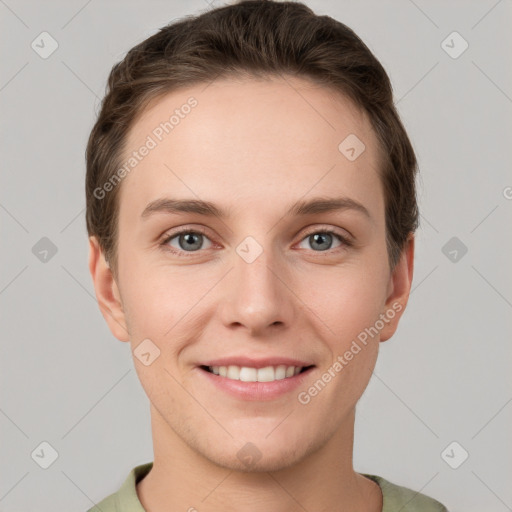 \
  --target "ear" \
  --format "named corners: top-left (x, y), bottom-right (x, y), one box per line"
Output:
top-left (379, 233), bottom-right (415, 342)
top-left (88, 236), bottom-right (130, 342)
